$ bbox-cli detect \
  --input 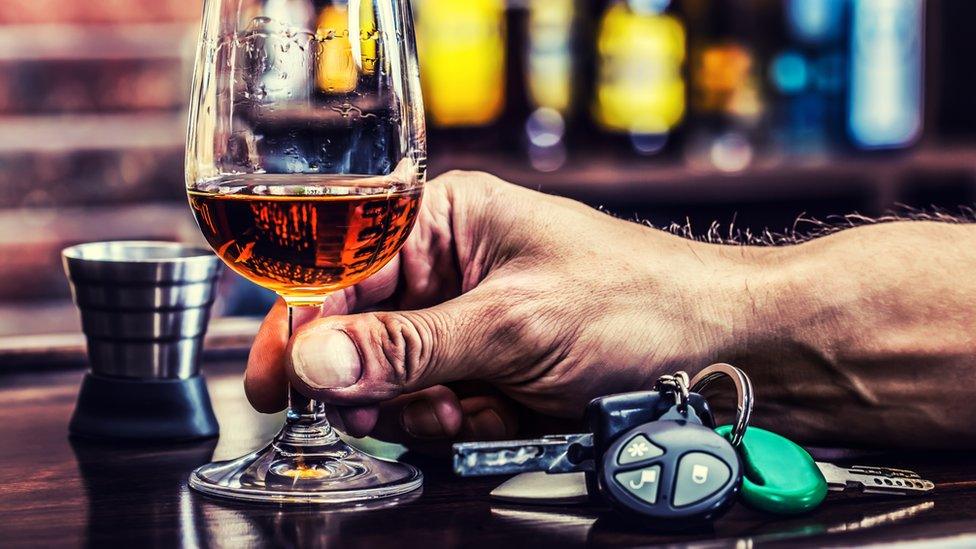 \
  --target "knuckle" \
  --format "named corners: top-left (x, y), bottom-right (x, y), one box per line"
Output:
top-left (372, 311), bottom-right (434, 387)
top-left (430, 169), bottom-right (472, 191)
